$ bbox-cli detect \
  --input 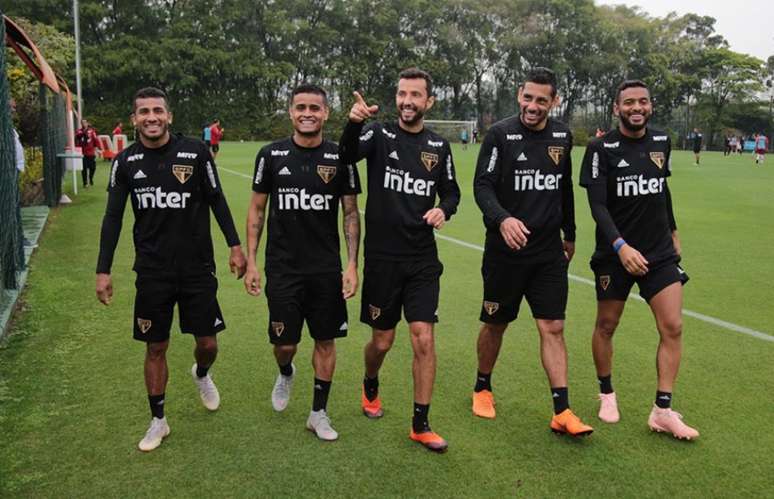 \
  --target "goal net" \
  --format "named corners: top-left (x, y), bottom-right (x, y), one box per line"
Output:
top-left (423, 120), bottom-right (477, 143)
